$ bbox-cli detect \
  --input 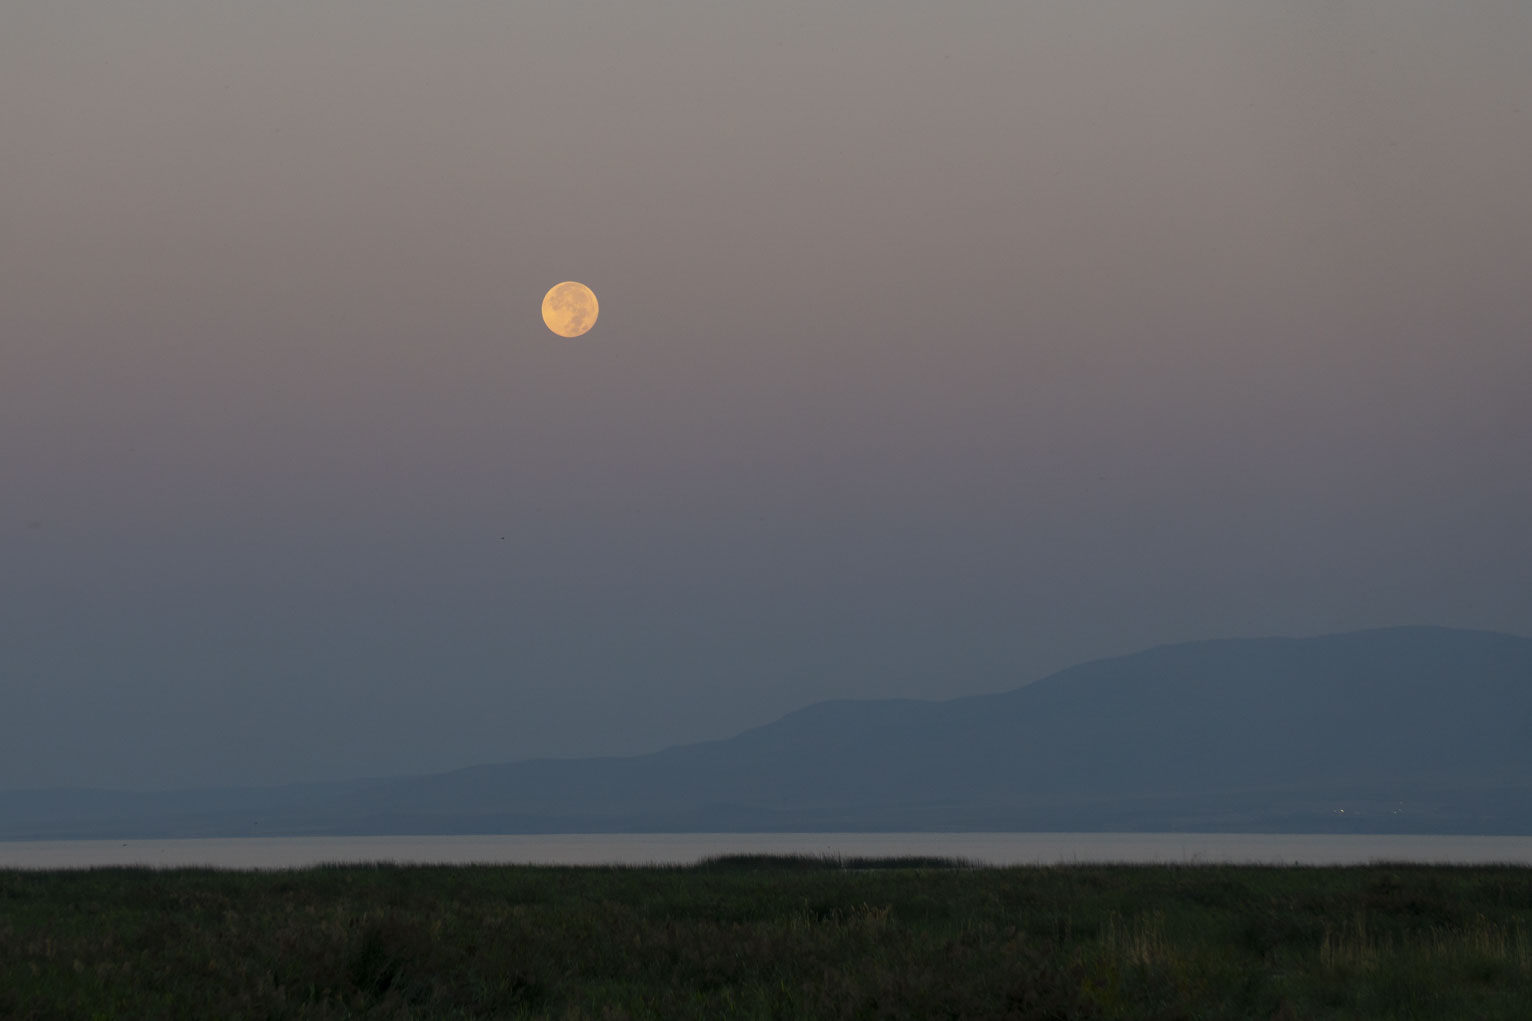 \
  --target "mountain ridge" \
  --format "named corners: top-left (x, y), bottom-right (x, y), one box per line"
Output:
top-left (3, 626), bottom-right (1529, 838)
